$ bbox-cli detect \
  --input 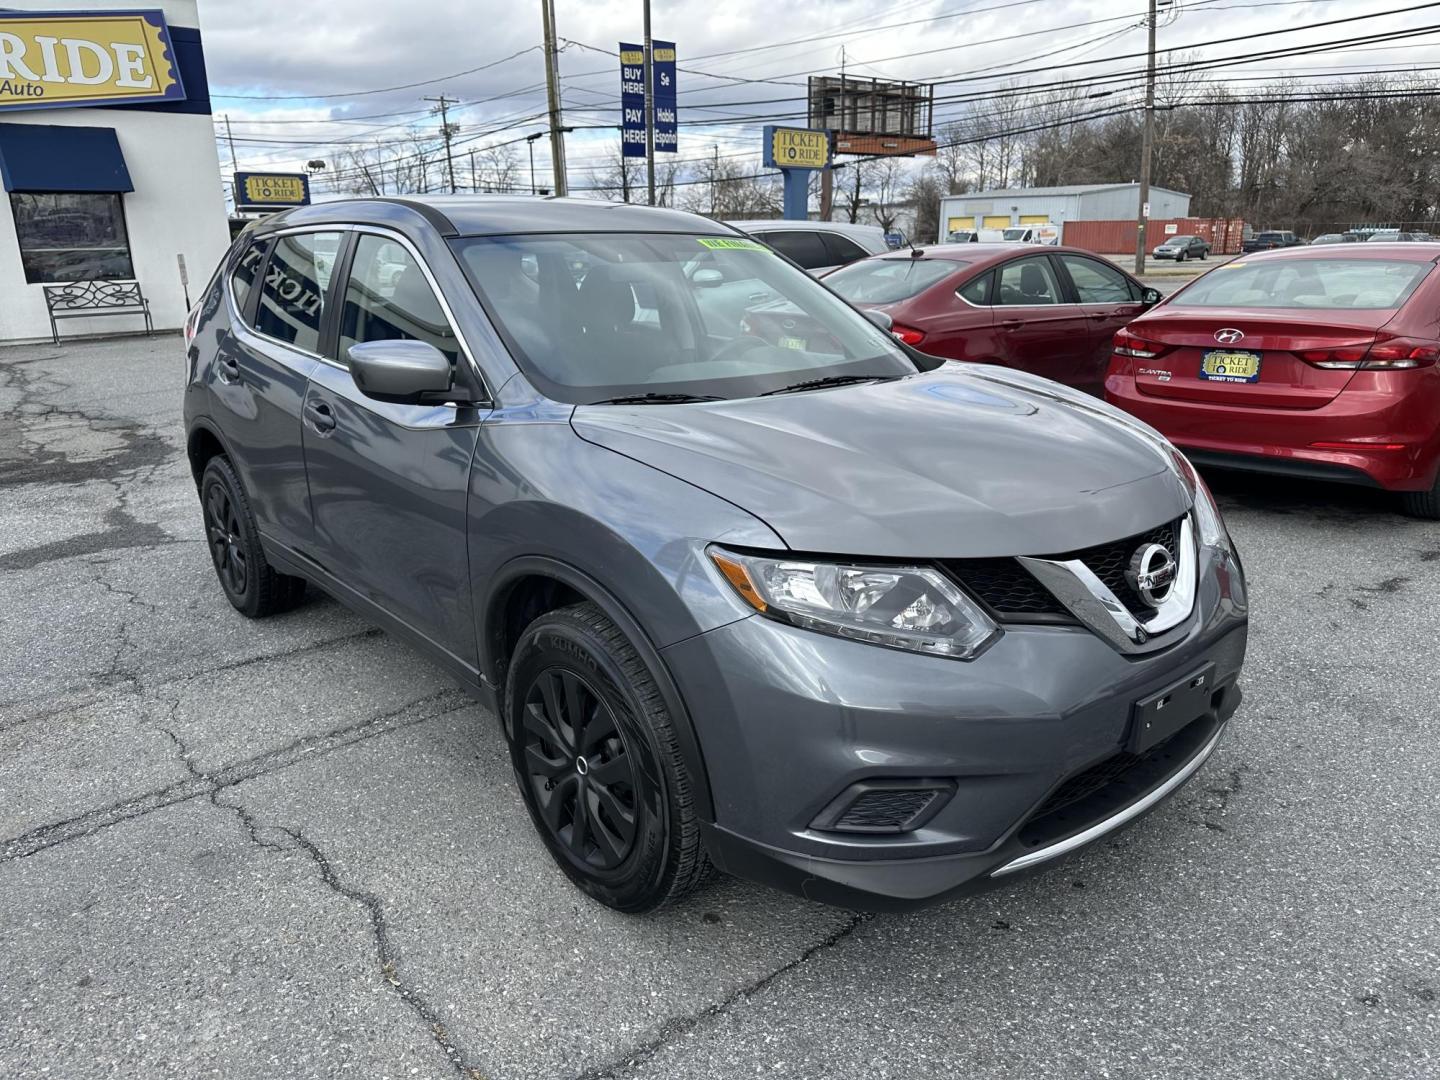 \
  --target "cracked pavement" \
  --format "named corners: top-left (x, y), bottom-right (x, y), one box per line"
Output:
top-left (2, 334), bottom-right (1437, 1079)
